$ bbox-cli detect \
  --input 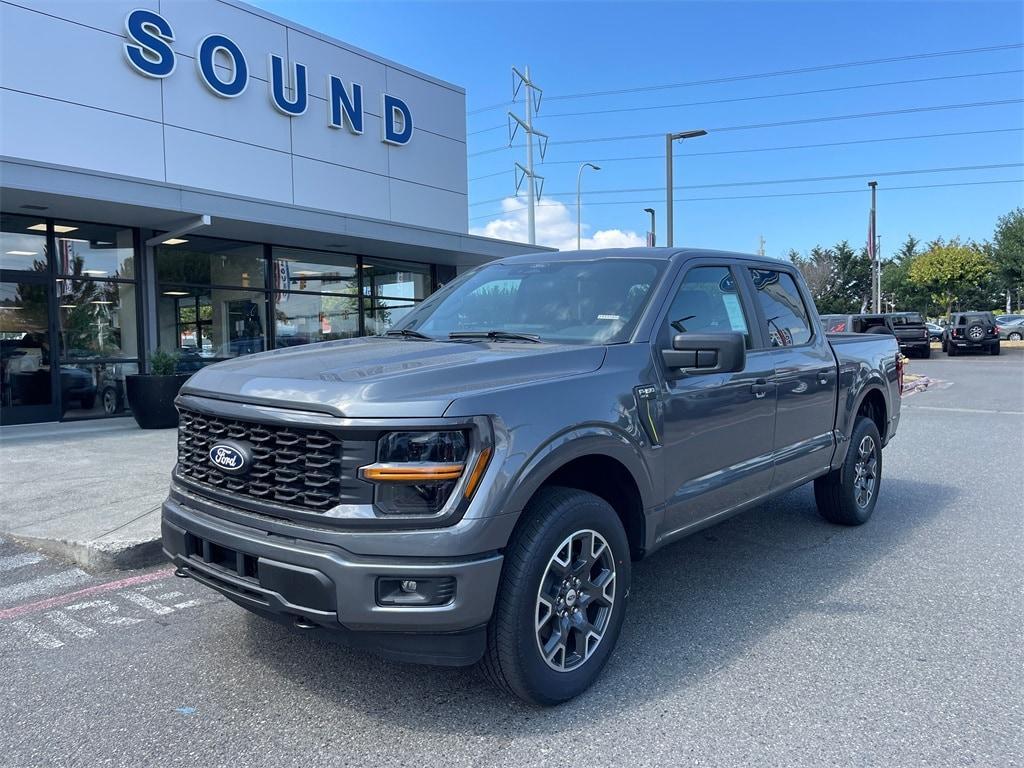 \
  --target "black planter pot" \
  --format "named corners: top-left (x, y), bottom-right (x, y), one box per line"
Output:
top-left (125, 374), bottom-right (191, 429)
